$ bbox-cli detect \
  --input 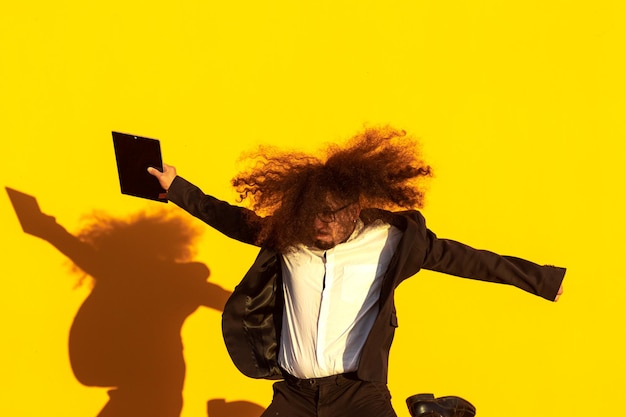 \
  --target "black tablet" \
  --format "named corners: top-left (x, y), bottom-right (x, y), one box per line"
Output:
top-left (112, 131), bottom-right (167, 203)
